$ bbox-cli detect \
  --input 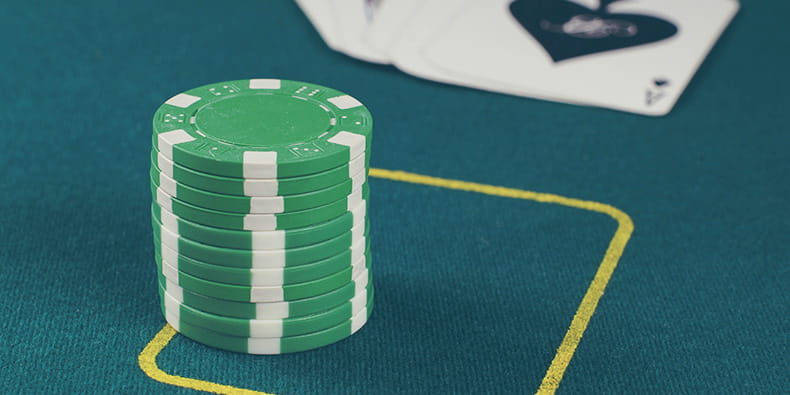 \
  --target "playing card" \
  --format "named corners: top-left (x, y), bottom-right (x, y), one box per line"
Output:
top-left (332, 0), bottom-right (390, 63)
top-left (363, 0), bottom-right (426, 57)
top-left (419, 0), bottom-right (740, 115)
top-left (388, 1), bottom-right (558, 100)
top-left (296, 0), bottom-right (342, 50)
top-left (389, 1), bottom-right (491, 86)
